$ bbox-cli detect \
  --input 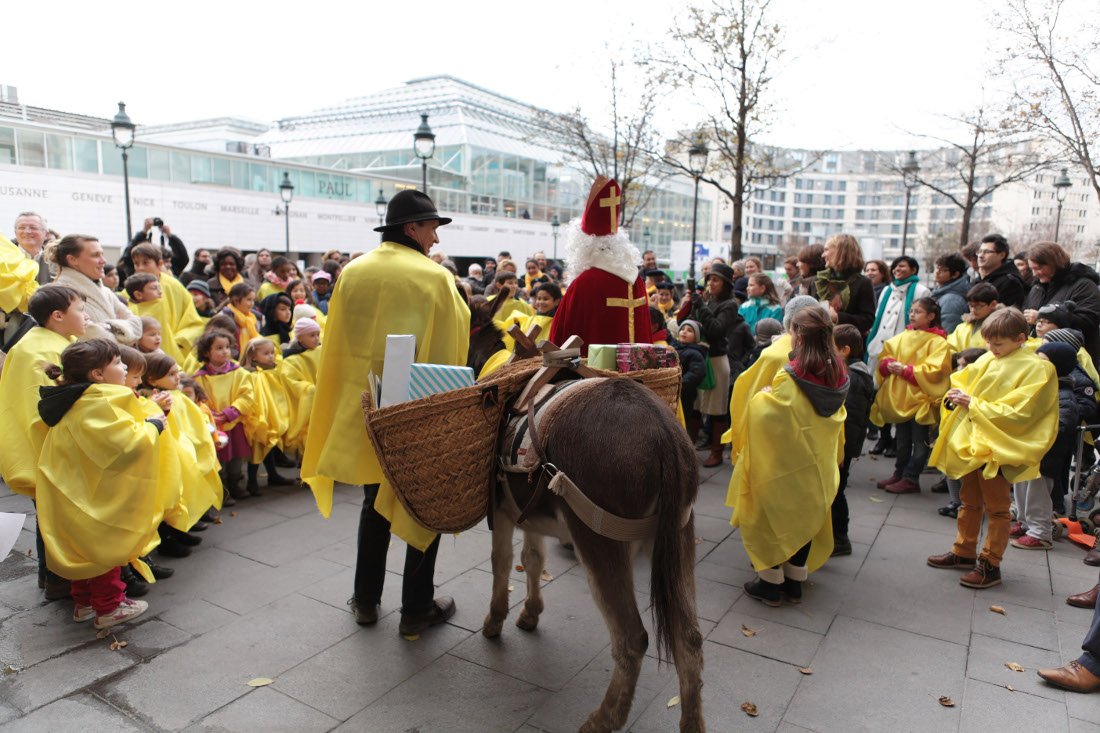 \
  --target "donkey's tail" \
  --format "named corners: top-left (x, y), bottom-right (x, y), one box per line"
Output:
top-left (649, 438), bottom-right (700, 665)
